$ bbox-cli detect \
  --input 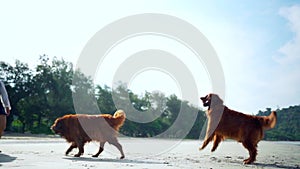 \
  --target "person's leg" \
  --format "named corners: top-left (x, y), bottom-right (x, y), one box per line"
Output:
top-left (0, 114), bottom-right (6, 153)
top-left (0, 115), bottom-right (6, 138)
